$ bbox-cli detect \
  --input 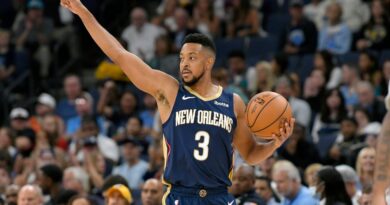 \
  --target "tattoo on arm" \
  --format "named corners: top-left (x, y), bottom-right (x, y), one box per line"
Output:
top-left (376, 130), bottom-right (390, 181)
